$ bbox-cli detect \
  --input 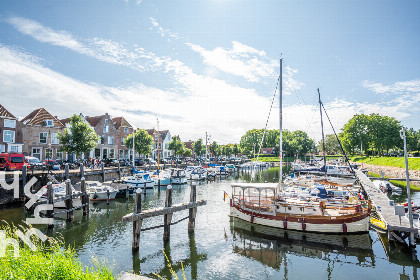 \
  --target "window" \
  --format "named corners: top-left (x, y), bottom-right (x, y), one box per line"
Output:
top-left (56, 151), bottom-right (63, 159)
top-left (39, 132), bottom-right (48, 144)
top-left (10, 156), bottom-right (23, 163)
top-left (51, 133), bottom-right (59, 144)
top-left (0, 145), bottom-right (5, 153)
top-left (108, 136), bottom-right (114, 145)
top-left (45, 120), bottom-right (54, 127)
top-left (10, 145), bottom-right (19, 152)
top-left (105, 119), bottom-right (108, 124)
top-left (3, 130), bottom-right (15, 143)
top-left (104, 125), bottom-right (109, 133)
top-left (45, 149), bottom-right (52, 159)
top-left (121, 137), bottom-right (125, 145)
top-left (119, 150), bottom-right (124, 158)
top-left (109, 148), bottom-right (115, 158)
top-left (4, 119), bottom-right (16, 128)
top-left (124, 128), bottom-right (129, 133)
